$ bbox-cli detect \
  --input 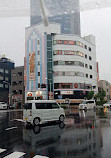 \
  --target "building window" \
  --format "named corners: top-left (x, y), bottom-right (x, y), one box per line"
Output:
top-left (89, 56), bottom-right (92, 60)
top-left (13, 73), bottom-right (16, 77)
top-left (86, 74), bottom-right (88, 78)
top-left (0, 83), bottom-right (3, 87)
top-left (85, 64), bottom-right (88, 68)
top-left (85, 54), bottom-right (87, 59)
top-left (5, 84), bottom-right (8, 88)
top-left (0, 68), bottom-right (4, 73)
top-left (5, 70), bottom-right (9, 74)
top-left (89, 65), bottom-right (92, 69)
top-left (53, 40), bottom-right (57, 45)
top-left (65, 61), bottom-right (73, 65)
top-left (19, 81), bottom-right (22, 84)
top-left (54, 71), bottom-right (84, 77)
top-left (89, 47), bottom-right (91, 51)
top-left (38, 61), bottom-right (40, 65)
top-left (12, 90), bottom-right (17, 94)
top-left (38, 84), bottom-right (40, 88)
top-left (85, 45), bottom-right (87, 49)
top-left (19, 90), bottom-right (22, 94)
top-left (18, 72), bottom-right (22, 76)
top-left (62, 85), bottom-right (70, 89)
top-left (53, 50), bottom-right (84, 57)
top-left (58, 61), bottom-right (64, 65)
top-left (54, 83), bottom-right (59, 89)
top-left (13, 82), bottom-right (17, 85)
top-left (0, 76), bottom-right (3, 80)
top-left (5, 77), bottom-right (9, 81)
top-left (90, 75), bottom-right (93, 79)
top-left (38, 51), bottom-right (40, 55)
top-left (38, 40), bottom-right (39, 44)
top-left (38, 72), bottom-right (40, 76)
top-left (54, 61), bottom-right (58, 65)
top-left (63, 72), bottom-right (65, 76)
